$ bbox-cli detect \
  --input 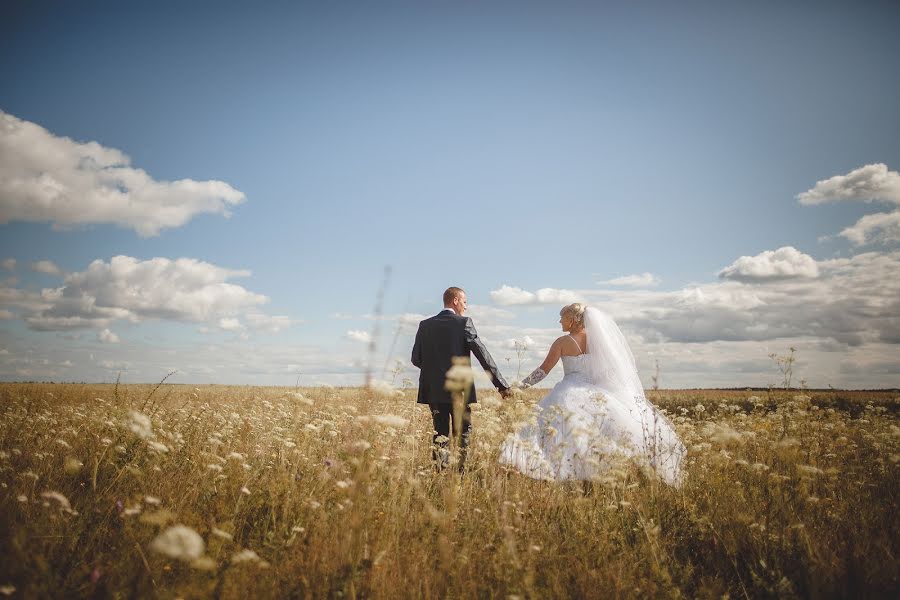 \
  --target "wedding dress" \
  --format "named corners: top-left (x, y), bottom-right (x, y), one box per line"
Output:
top-left (498, 308), bottom-right (686, 486)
